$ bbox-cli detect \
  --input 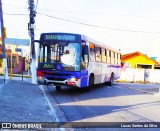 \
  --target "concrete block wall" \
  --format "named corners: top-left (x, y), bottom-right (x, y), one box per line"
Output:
top-left (120, 68), bottom-right (160, 83)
